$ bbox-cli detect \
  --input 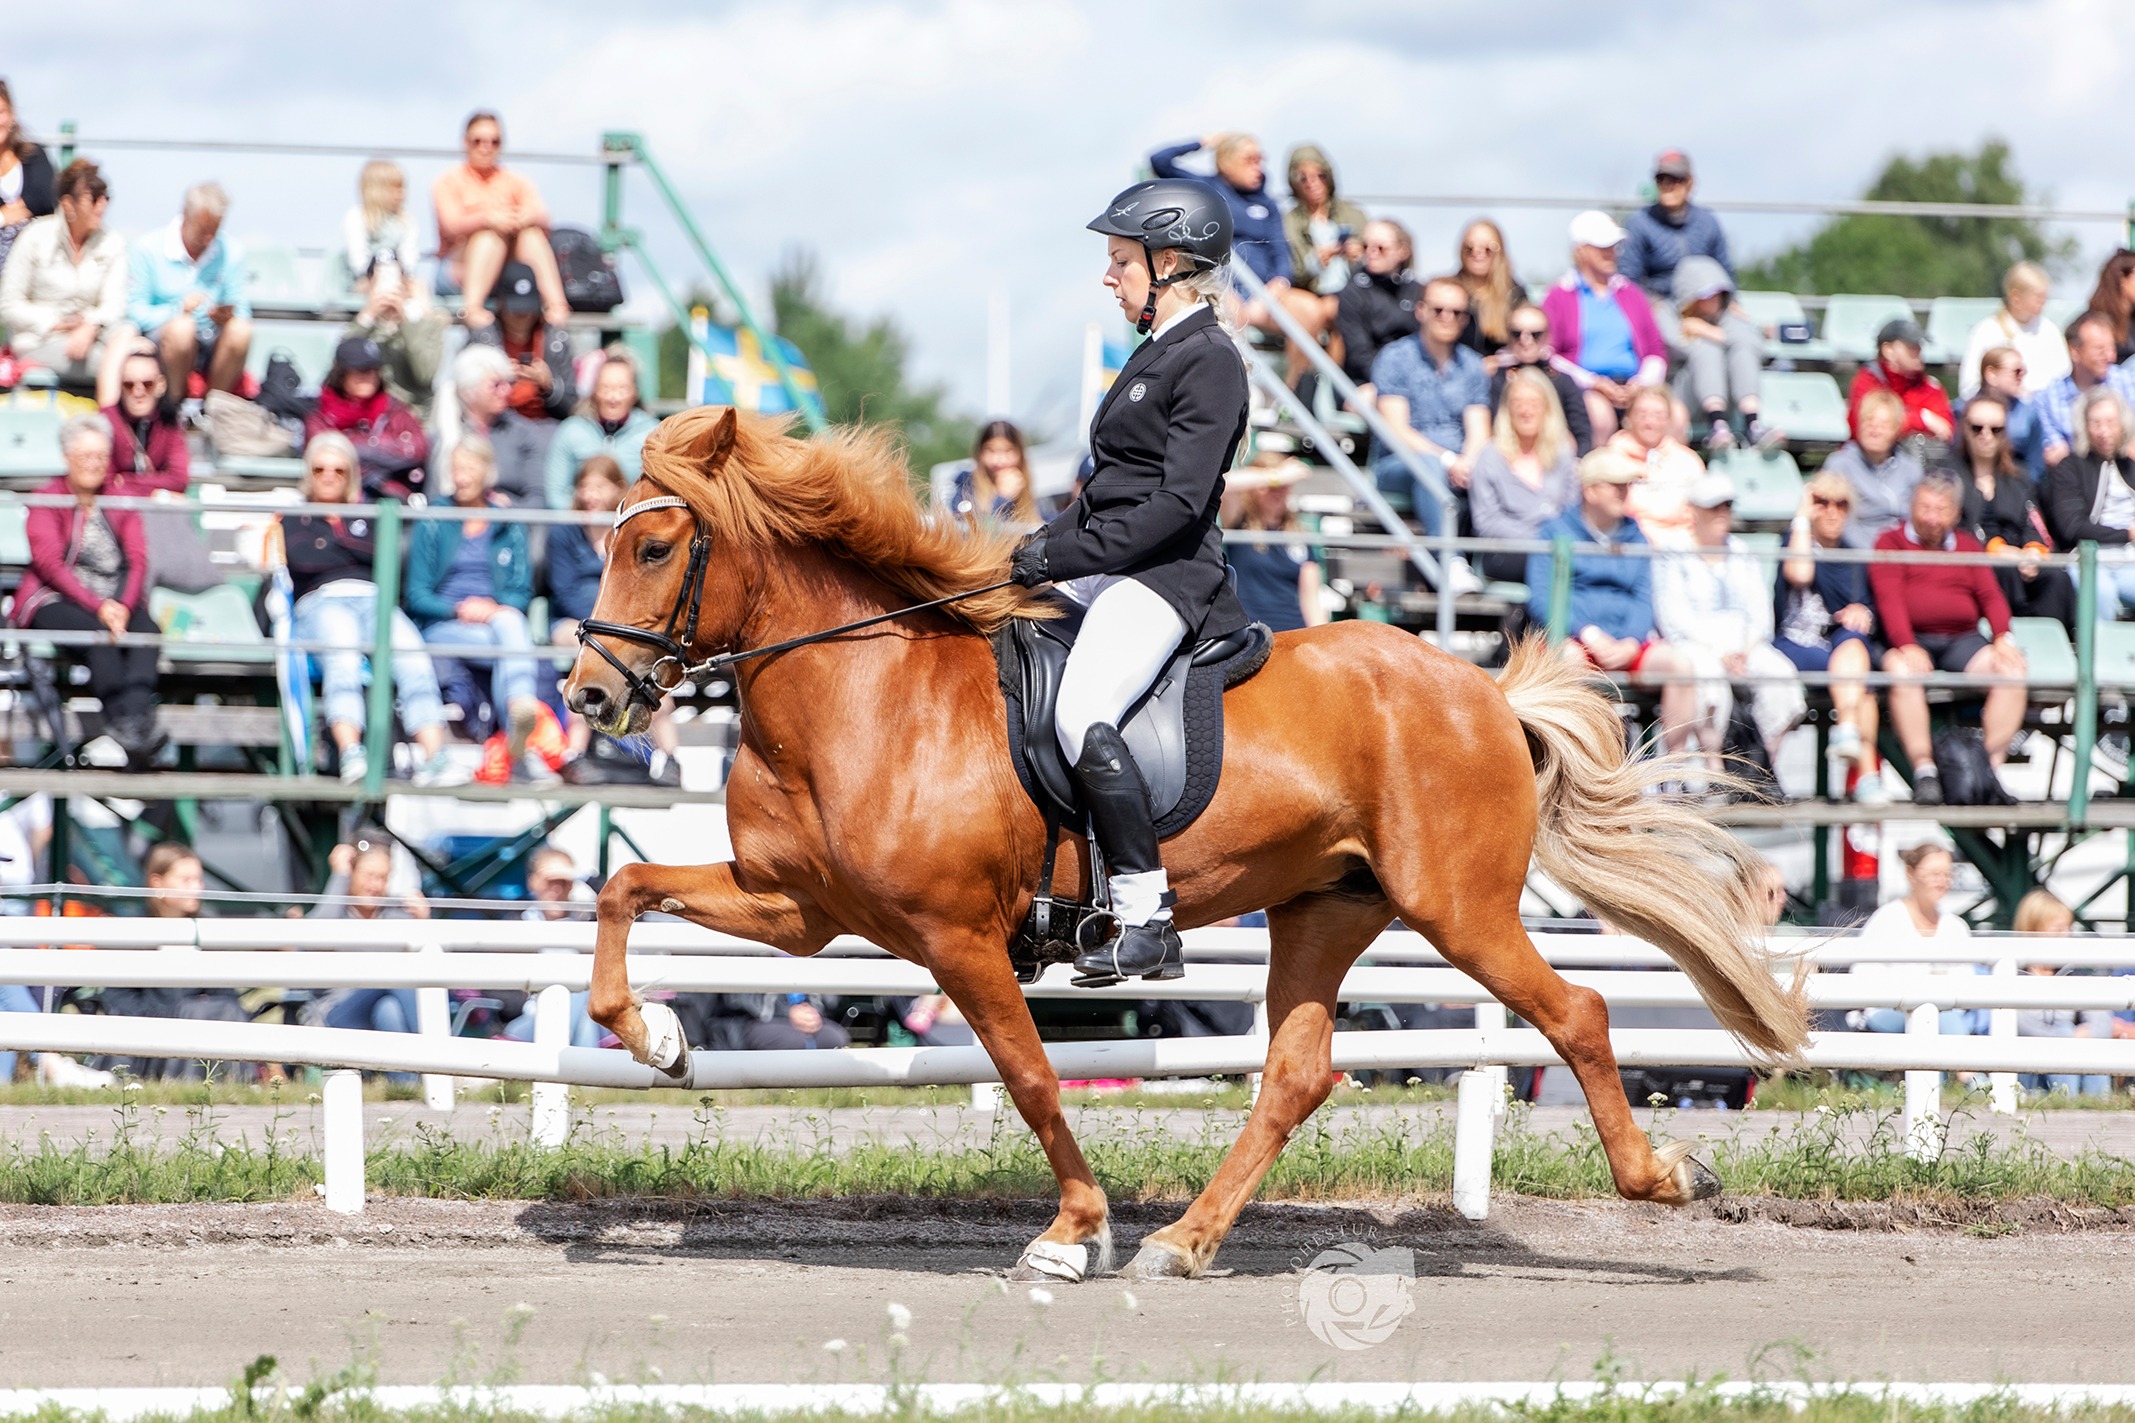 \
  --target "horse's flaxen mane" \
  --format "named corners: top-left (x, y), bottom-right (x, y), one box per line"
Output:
top-left (637, 406), bottom-right (1048, 636)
